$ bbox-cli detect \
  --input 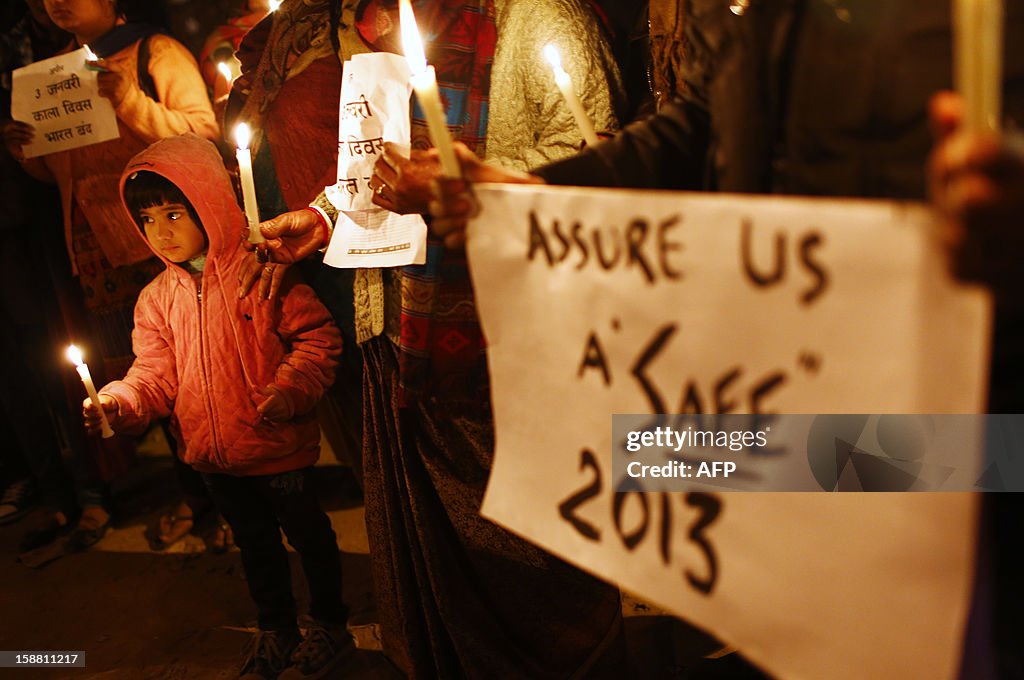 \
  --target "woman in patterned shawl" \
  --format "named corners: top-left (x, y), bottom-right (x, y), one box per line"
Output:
top-left (230, 0), bottom-right (627, 676)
